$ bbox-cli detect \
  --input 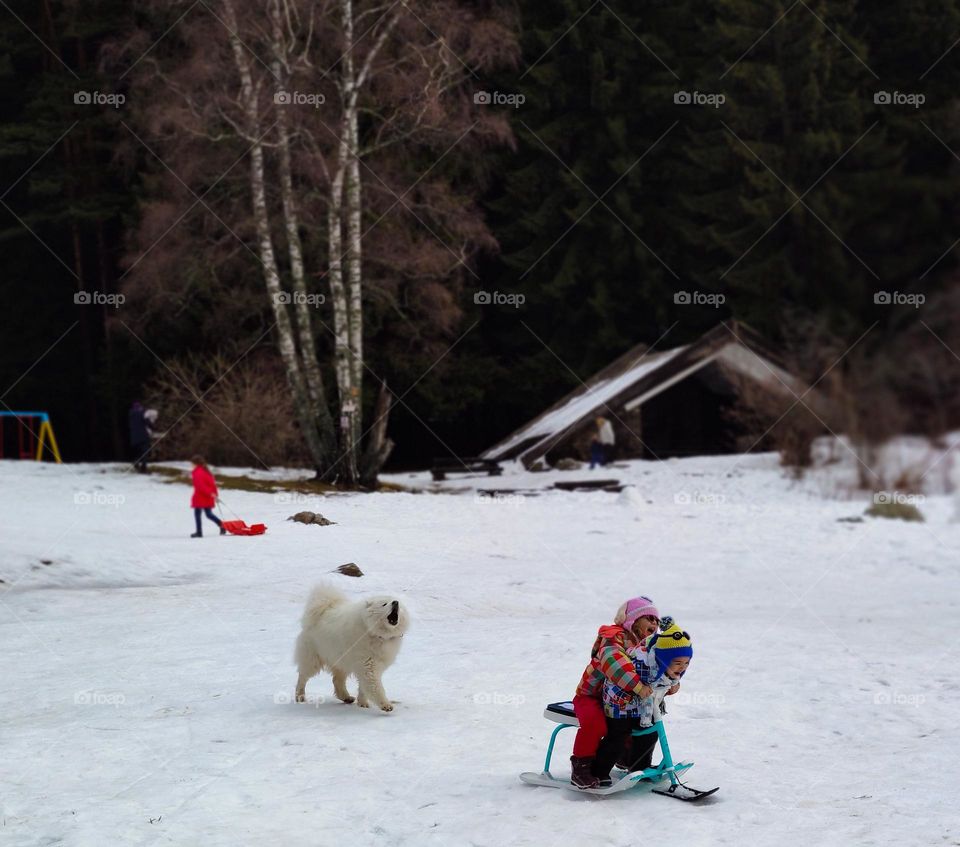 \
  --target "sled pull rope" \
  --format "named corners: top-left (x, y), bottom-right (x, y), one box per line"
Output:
top-left (216, 496), bottom-right (243, 520)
